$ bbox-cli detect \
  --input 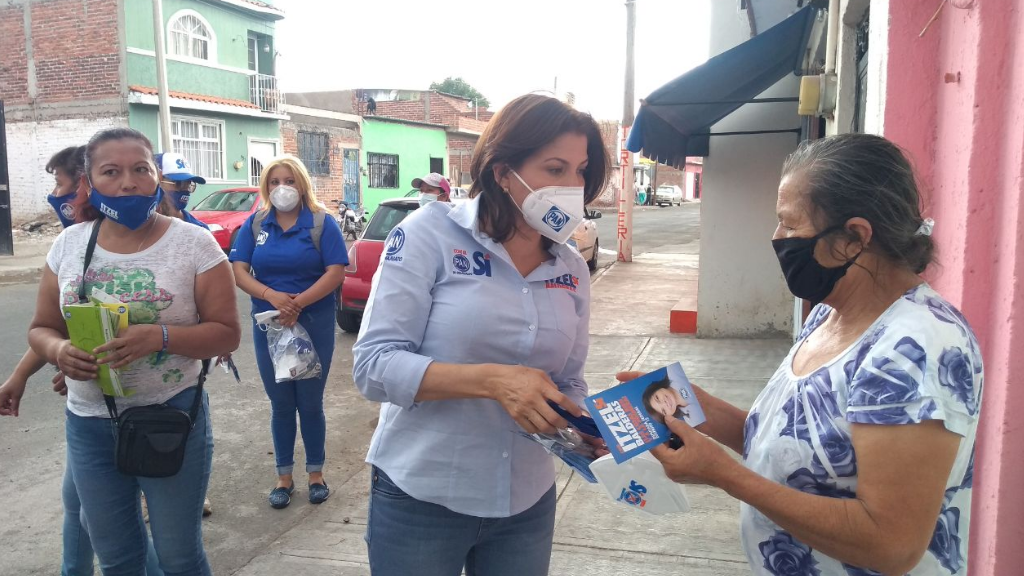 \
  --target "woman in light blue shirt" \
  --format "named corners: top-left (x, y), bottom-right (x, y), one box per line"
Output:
top-left (353, 94), bottom-right (609, 576)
